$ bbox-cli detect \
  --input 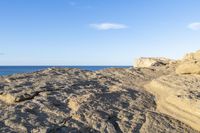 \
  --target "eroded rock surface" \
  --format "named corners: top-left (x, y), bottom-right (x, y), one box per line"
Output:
top-left (0, 68), bottom-right (158, 133)
top-left (0, 50), bottom-right (200, 133)
top-left (145, 74), bottom-right (200, 131)
top-left (145, 50), bottom-right (200, 131)
top-left (176, 60), bottom-right (200, 74)
top-left (183, 50), bottom-right (200, 60)
top-left (134, 57), bottom-right (172, 68)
